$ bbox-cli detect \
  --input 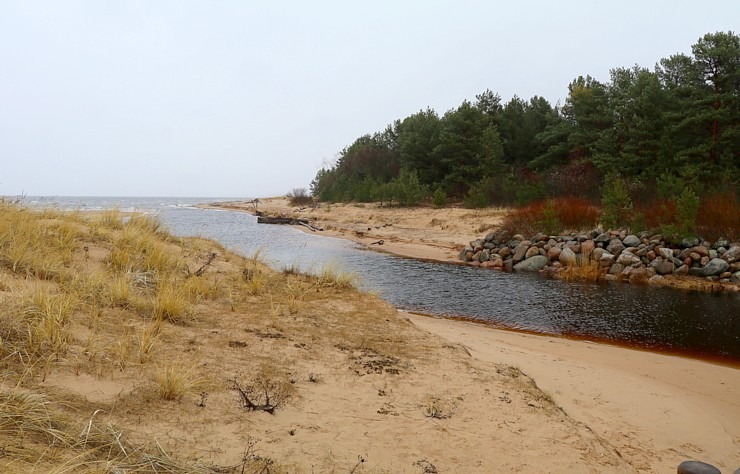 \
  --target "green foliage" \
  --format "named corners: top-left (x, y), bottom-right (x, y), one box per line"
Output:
top-left (310, 30), bottom-right (739, 211)
top-left (600, 175), bottom-right (633, 229)
top-left (675, 187), bottom-right (700, 236)
top-left (432, 187), bottom-right (447, 208)
top-left (630, 212), bottom-right (647, 233)
top-left (535, 200), bottom-right (561, 235)
top-left (389, 169), bottom-right (429, 206)
top-left (463, 182), bottom-right (488, 209)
